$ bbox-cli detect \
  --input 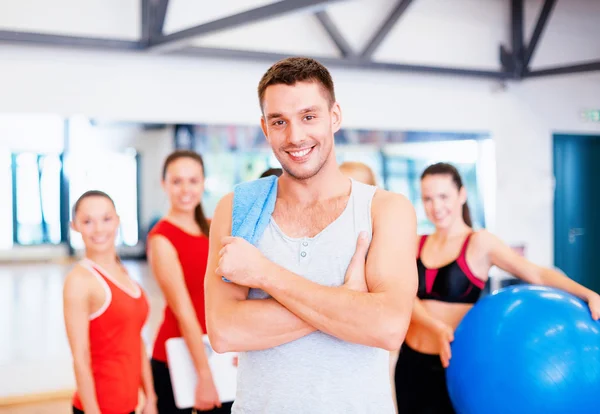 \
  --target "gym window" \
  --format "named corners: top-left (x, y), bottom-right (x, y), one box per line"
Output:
top-left (12, 152), bottom-right (62, 246)
top-left (68, 150), bottom-right (140, 250)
